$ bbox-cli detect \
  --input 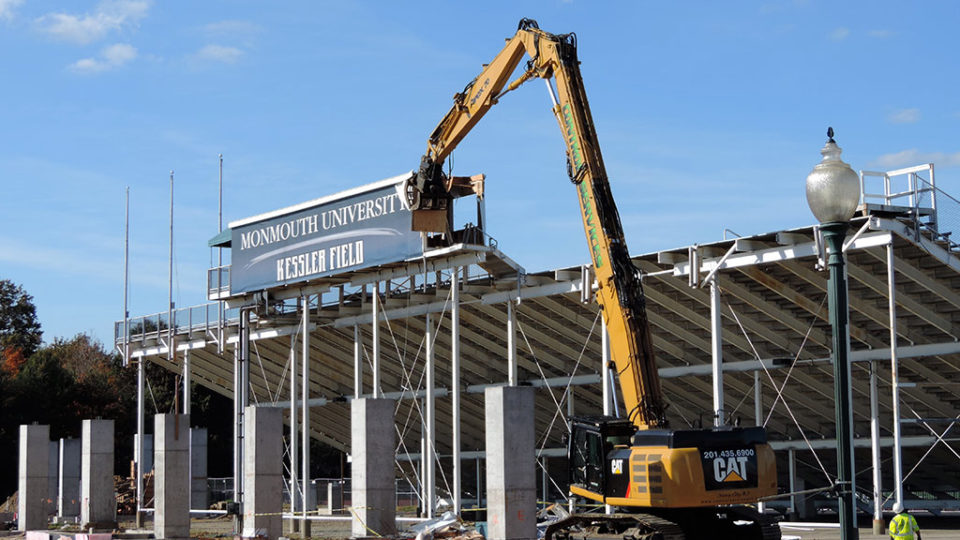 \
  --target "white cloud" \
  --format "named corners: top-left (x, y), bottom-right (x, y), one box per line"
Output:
top-left (194, 44), bottom-right (243, 64)
top-left (203, 19), bottom-right (261, 38)
top-left (888, 108), bottom-right (920, 124)
top-left (868, 29), bottom-right (895, 39)
top-left (36, 0), bottom-right (150, 45)
top-left (871, 149), bottom-right (960, 169)
top-left (70, 43), bottom-right (137, 73)
top-left (0, 0), bottom-right (23, 21)
top-left (829, 27), bottom-right (850, 41)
